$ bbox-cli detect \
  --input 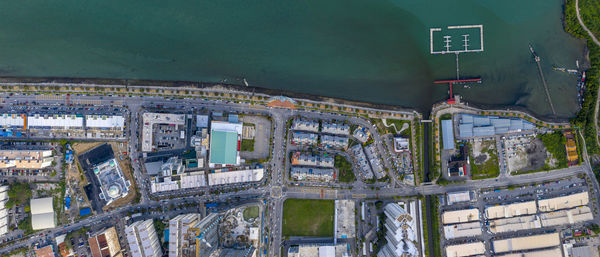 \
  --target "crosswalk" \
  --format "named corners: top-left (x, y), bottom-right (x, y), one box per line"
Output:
top-left (35, 94), bottom-right (63, 101)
